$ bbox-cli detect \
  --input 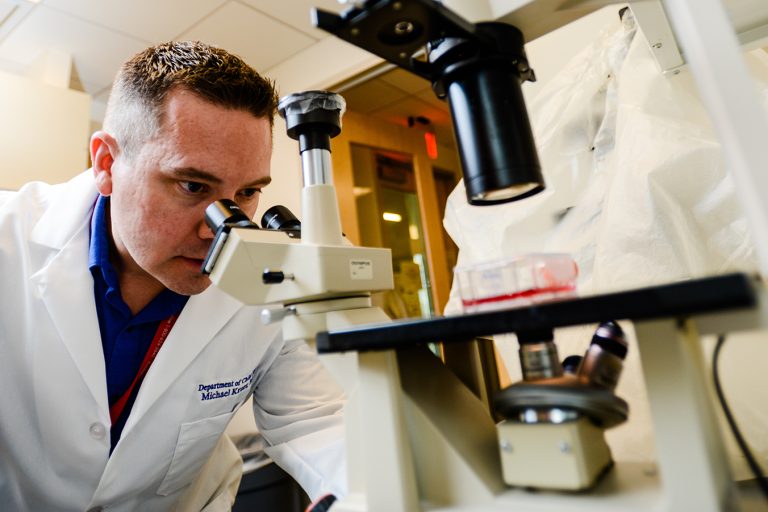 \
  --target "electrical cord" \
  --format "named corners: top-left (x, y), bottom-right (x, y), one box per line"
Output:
top-left (712, 334), bottom-right (768, 501)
